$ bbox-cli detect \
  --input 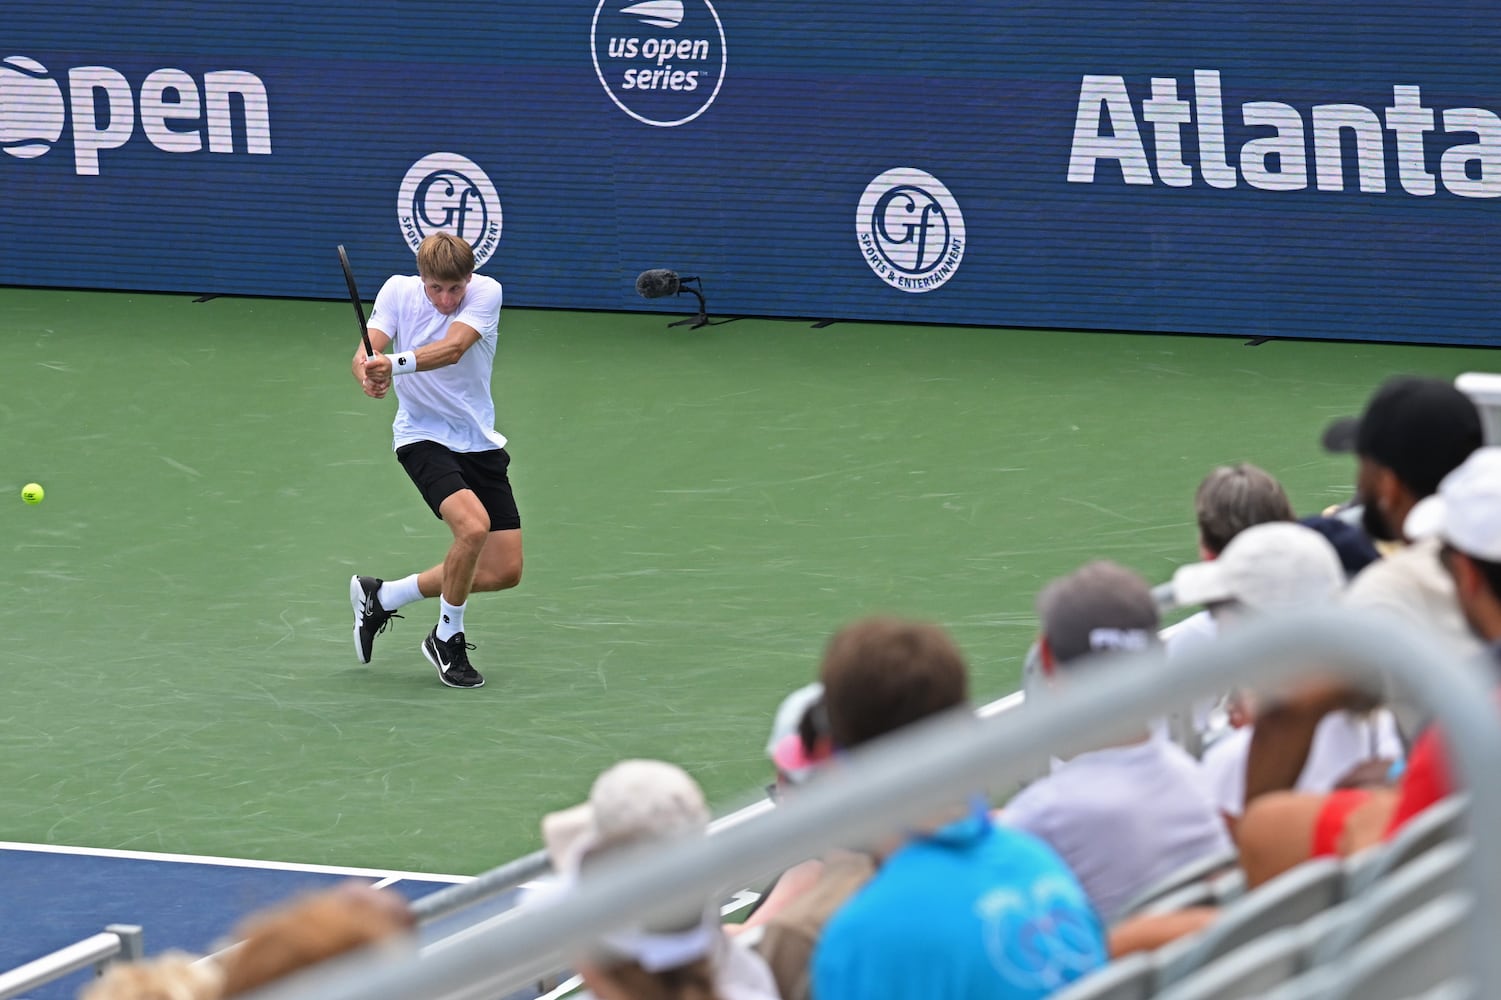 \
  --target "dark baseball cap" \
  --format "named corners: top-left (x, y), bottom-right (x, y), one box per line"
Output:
top-left (1298, 514), bottom-right (1381, 578)
top-left (1321, 377), bottom-right (1482, 499)
top-left (1037, 561), bottom-right (1159, 666)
